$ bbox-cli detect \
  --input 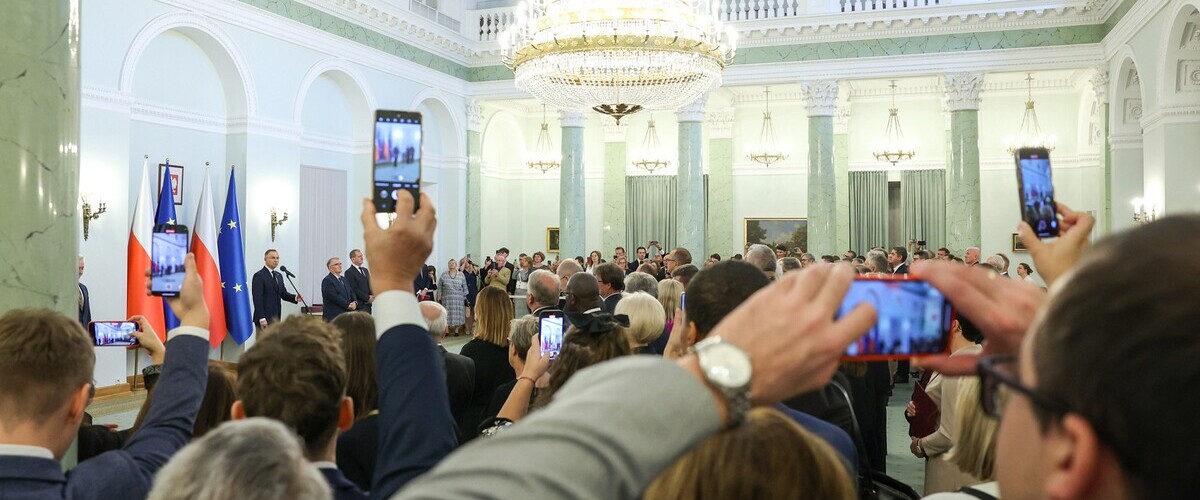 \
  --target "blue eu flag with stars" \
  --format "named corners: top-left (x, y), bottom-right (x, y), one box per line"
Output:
top-left (217, 168), bottom-right (254, 344)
